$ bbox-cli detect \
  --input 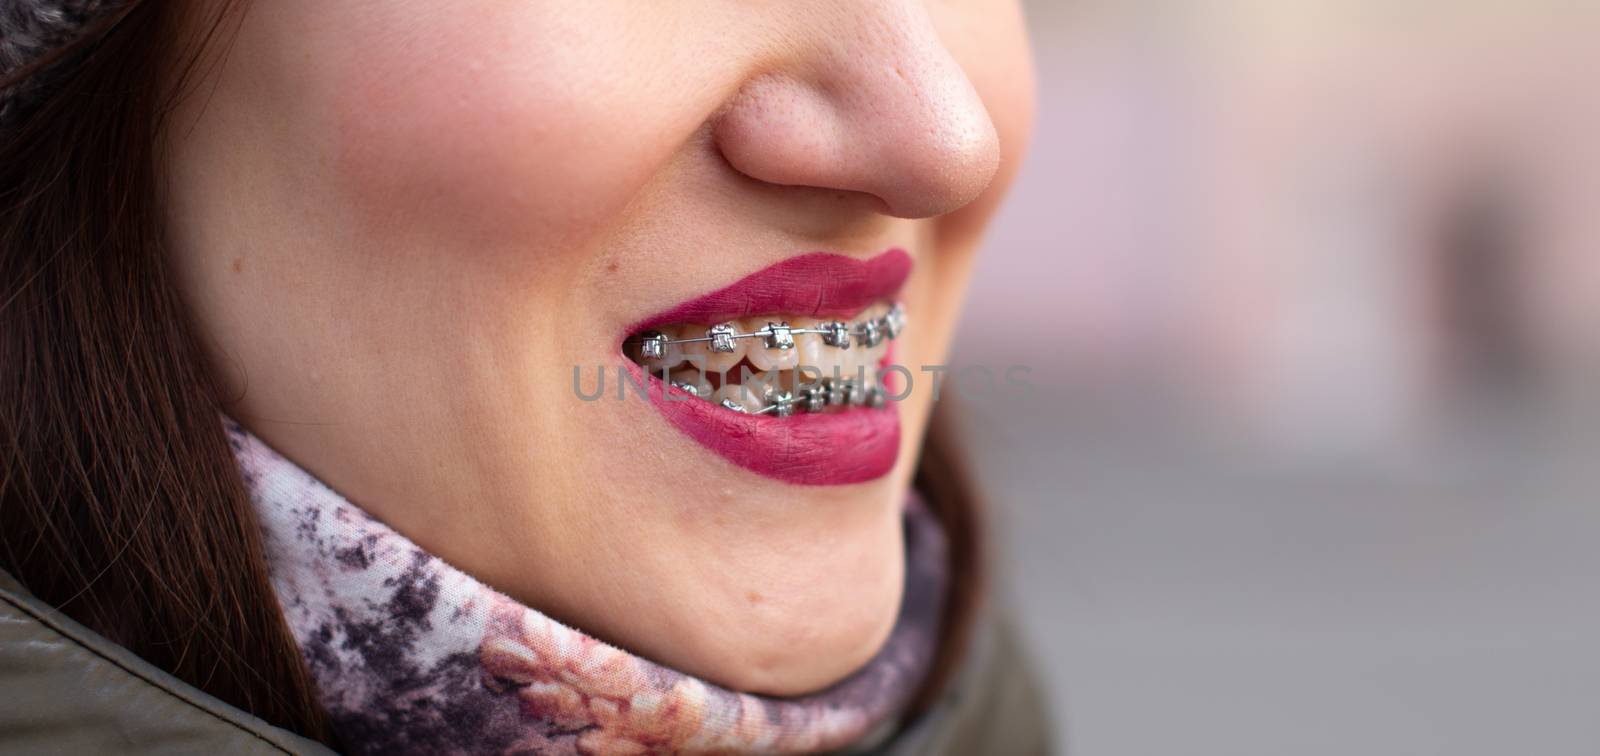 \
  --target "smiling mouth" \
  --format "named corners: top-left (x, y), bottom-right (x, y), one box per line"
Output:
top-left (619, 248), bottom-right (911, 485)
top-left (623, 302), bottom-right (904, 416)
